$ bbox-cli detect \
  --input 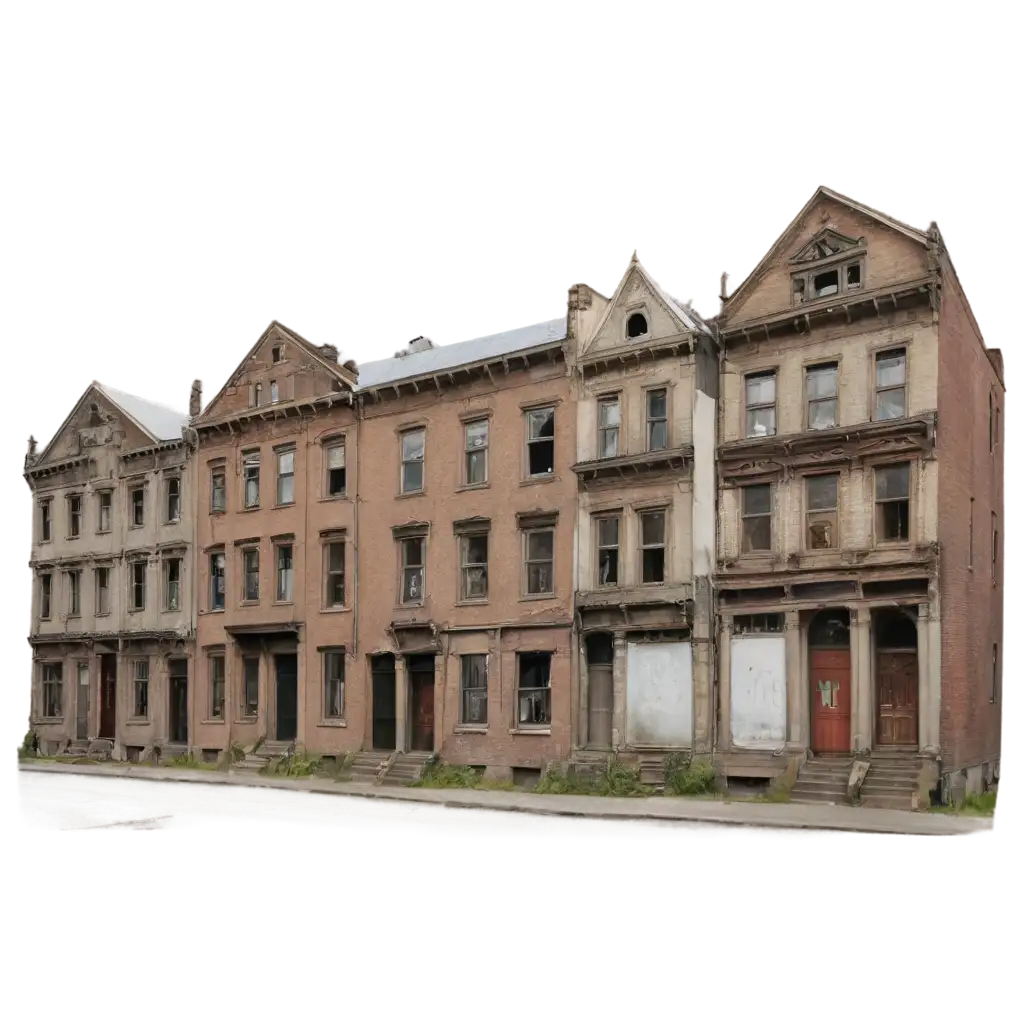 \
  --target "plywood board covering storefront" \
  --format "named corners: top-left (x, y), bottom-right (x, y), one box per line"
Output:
top-left (730, 635), bottom-right (786, 748)
top-left (625, 641), bottom-right (693, 747)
